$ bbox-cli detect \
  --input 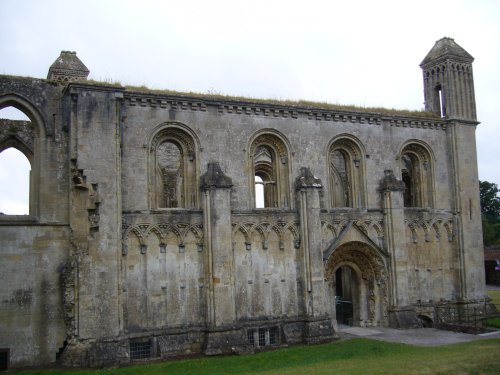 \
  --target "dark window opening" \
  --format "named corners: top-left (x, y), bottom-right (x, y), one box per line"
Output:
top-left (129, 340), bottom-right (152, 360)
top-left (247, 329), bottom-right (255, 346)
top-left (157, 141), bottom-right (183, 208)
top-left (402, 170), bottom-right (412, 207)
top-left (254, 145), bottom-right (277, 208)
top-left (435, 84), bottom-right (445, 117)
top-left (247, 327), bottom-right (279, 347)
top-left (258, 328), bottom-right (266, 347)
top-left (0, 348), bottom-right (9, 372)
